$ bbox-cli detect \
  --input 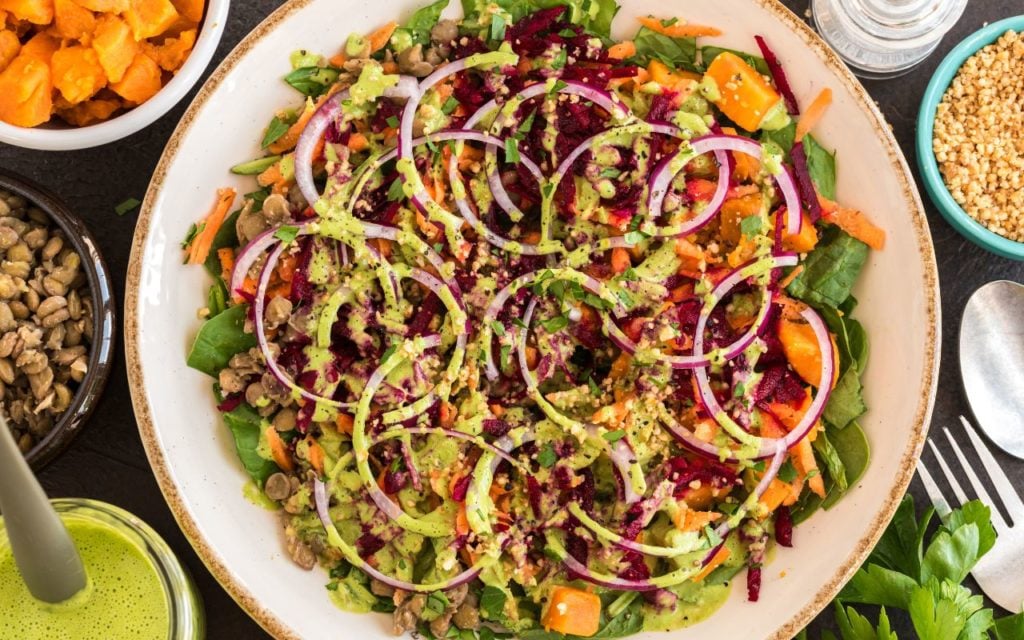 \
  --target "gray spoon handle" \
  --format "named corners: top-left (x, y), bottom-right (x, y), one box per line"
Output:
top-left (0, 415), bottom-right (86, 603)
